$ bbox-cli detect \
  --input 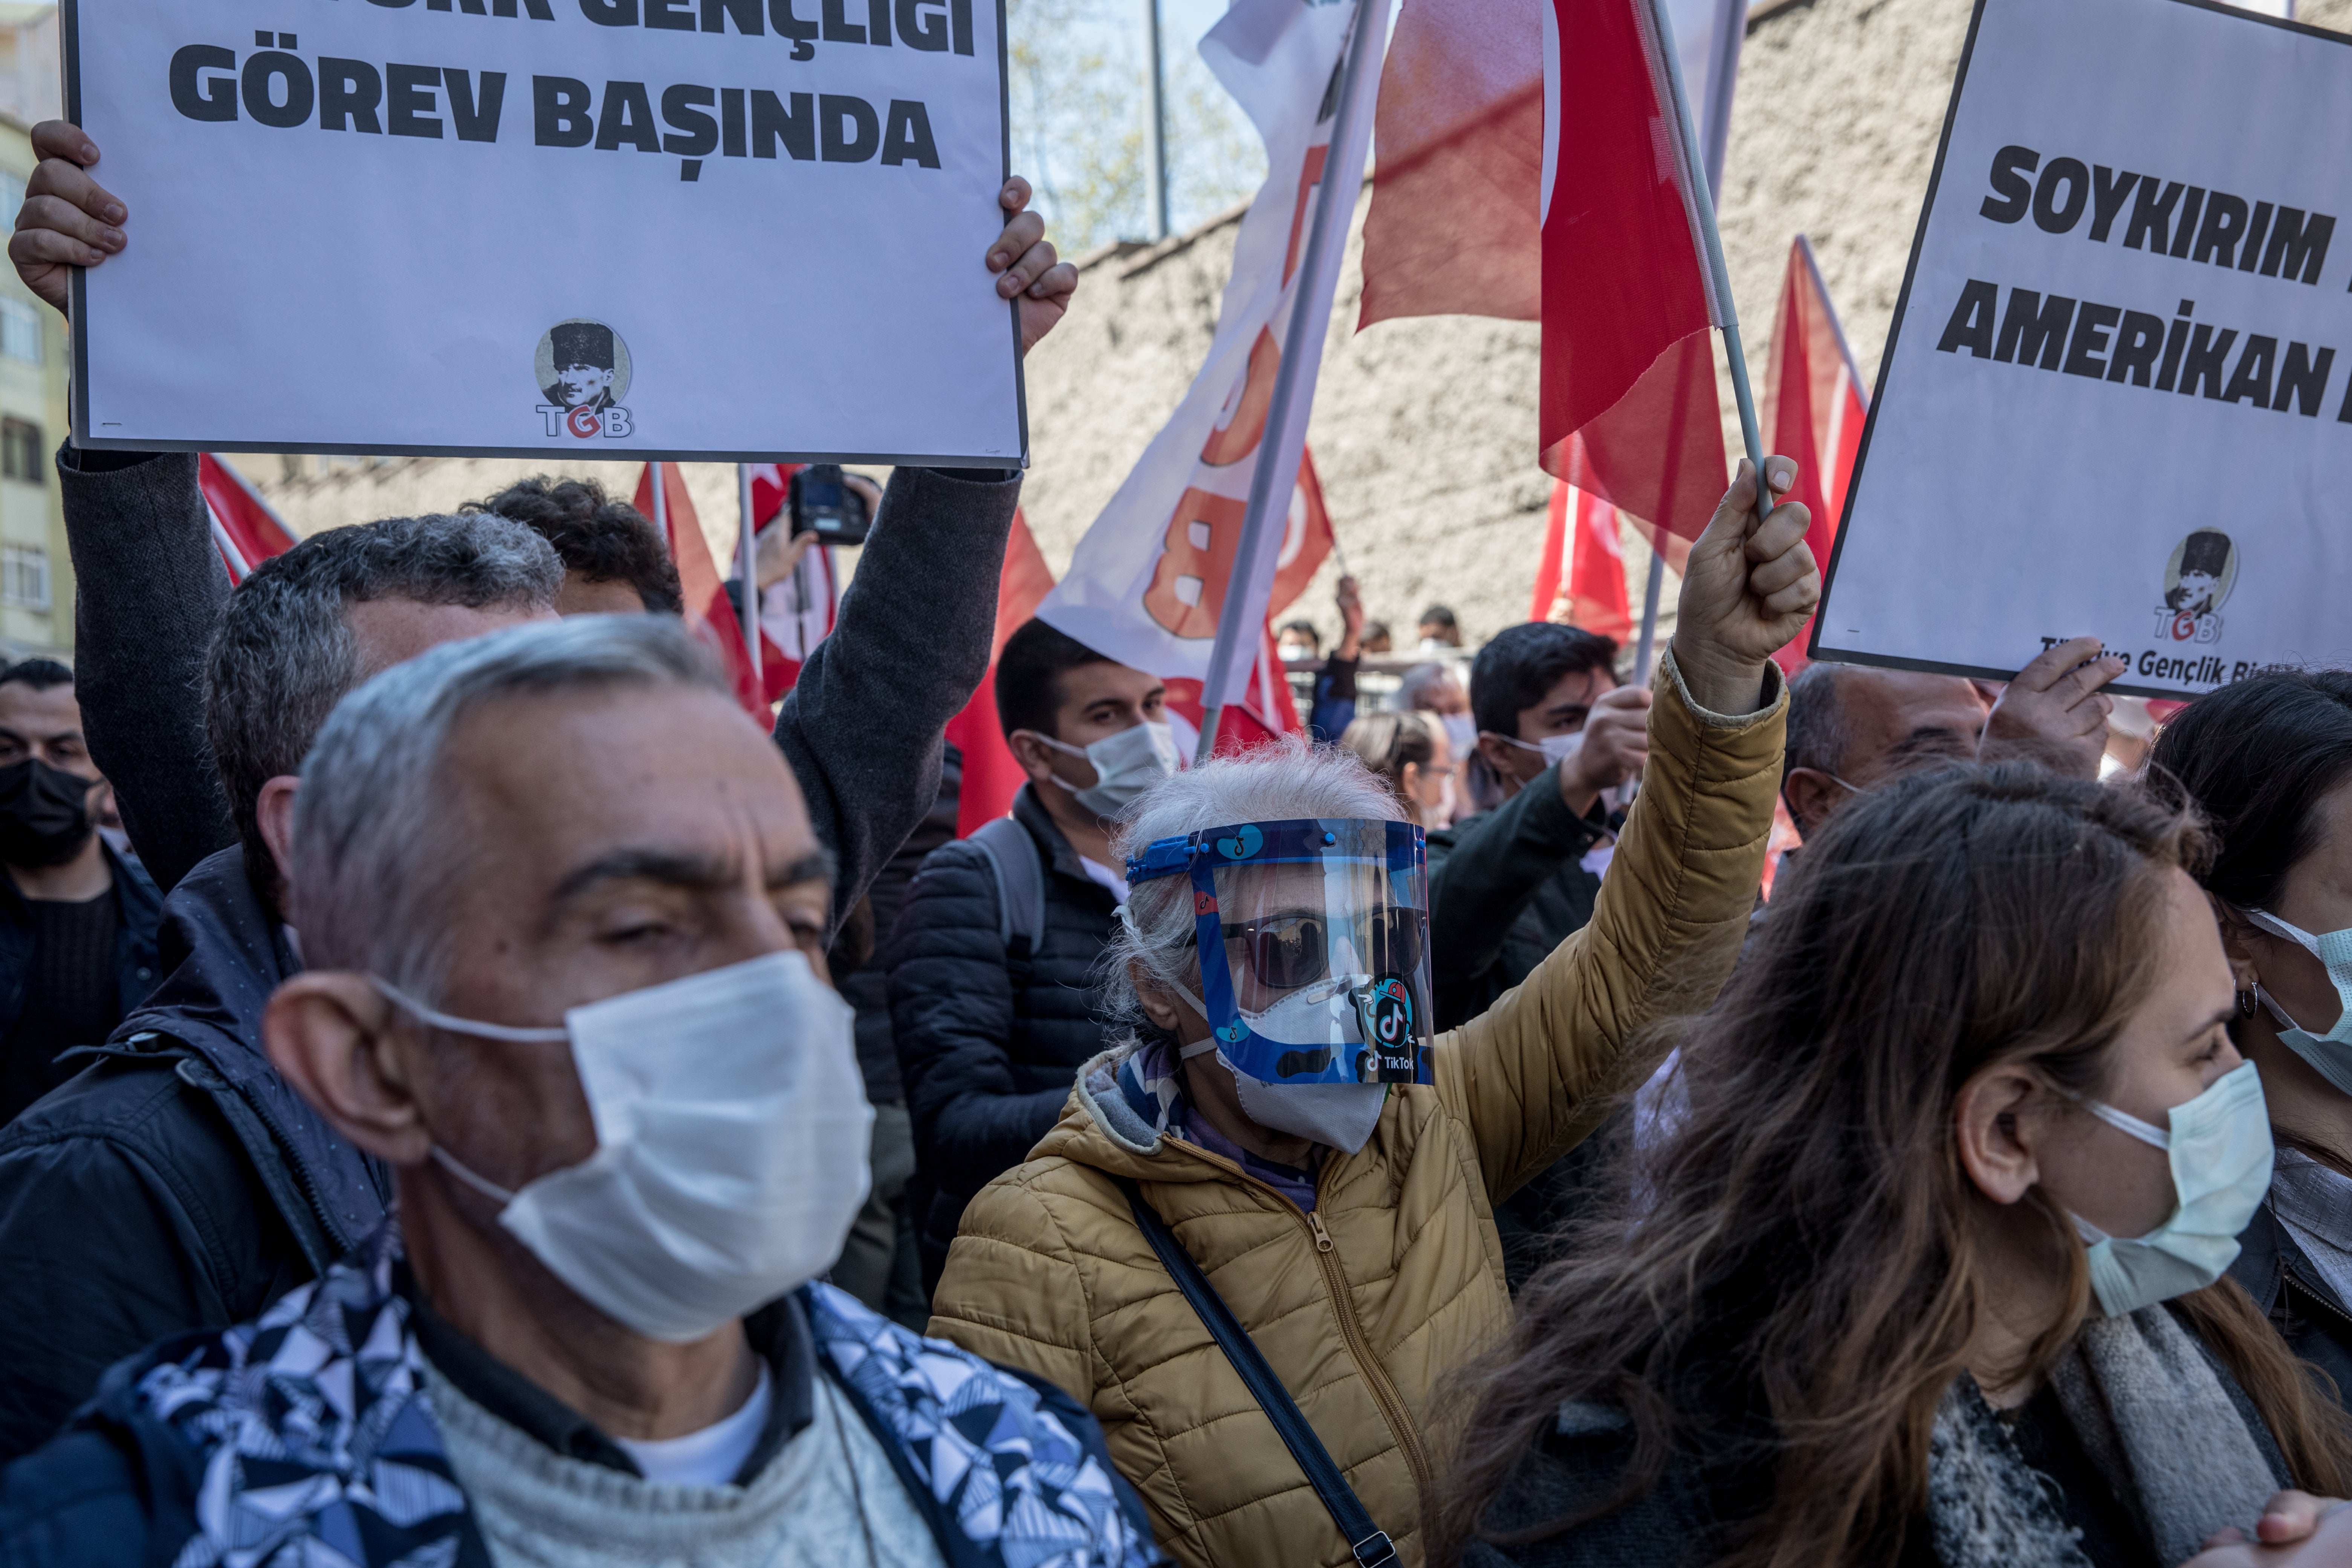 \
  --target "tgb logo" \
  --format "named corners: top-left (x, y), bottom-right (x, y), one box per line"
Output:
top-left (2152, 528), bottom-right (2237, 646)
top-left (533, 319), bottom-right (636, 440)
